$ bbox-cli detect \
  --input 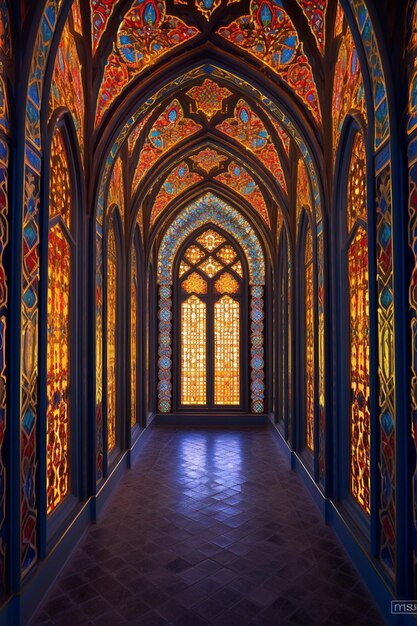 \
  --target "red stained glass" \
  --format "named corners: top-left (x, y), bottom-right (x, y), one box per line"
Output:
top-left (151, 162), bottom-right (203, 224)
top-left (215, 162), bottom-right (270, 226)
top-left (296, 0), bottom-right (327, 54)
top-left (186, 79), bottom-right (232, 121)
